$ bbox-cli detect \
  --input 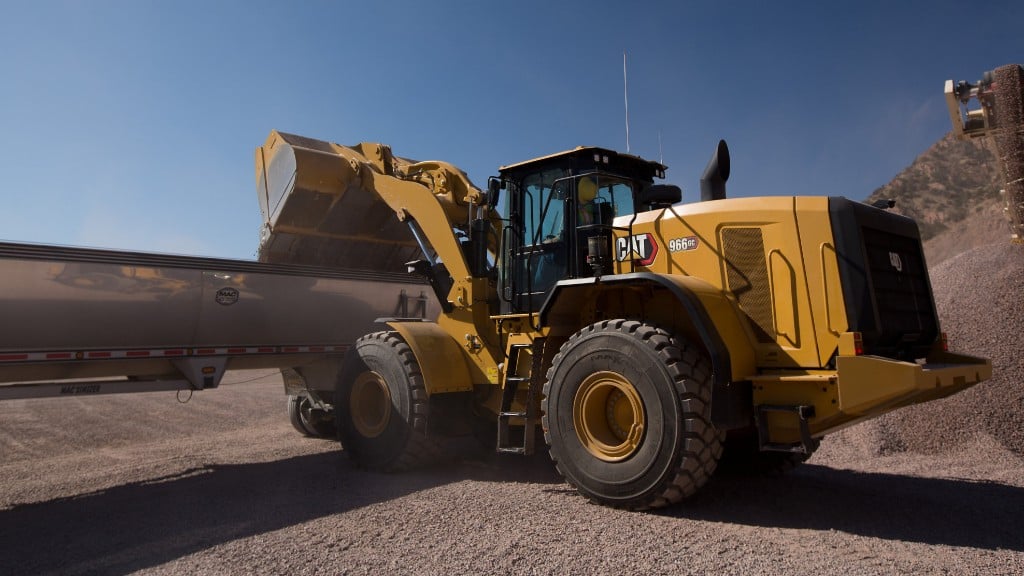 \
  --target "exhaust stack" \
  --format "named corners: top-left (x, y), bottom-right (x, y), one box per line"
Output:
top-left (700, 140), bottom-right (730, 202)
